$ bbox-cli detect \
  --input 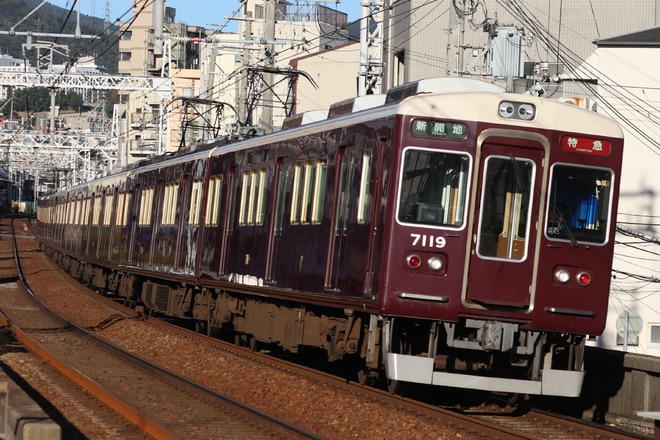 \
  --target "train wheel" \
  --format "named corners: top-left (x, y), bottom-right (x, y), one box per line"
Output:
top-left (387, 379), bottom-right (401, 394)
top-left (386, 328), bottom-right (410, 395)
top-left (194, 321), bottom-right (206, 334)
top-left (248, 336), bottom-right (259, 352)
top-left (357, 368), bottom-right (378, 387)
